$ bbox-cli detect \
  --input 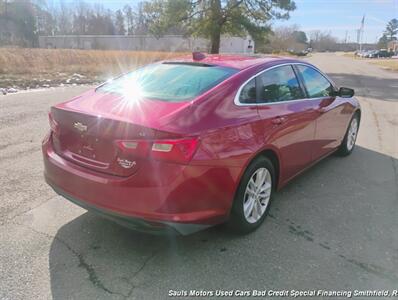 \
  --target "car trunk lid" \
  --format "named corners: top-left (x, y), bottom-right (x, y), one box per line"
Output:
top-left (50, 90), bottom-right (192, 177)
